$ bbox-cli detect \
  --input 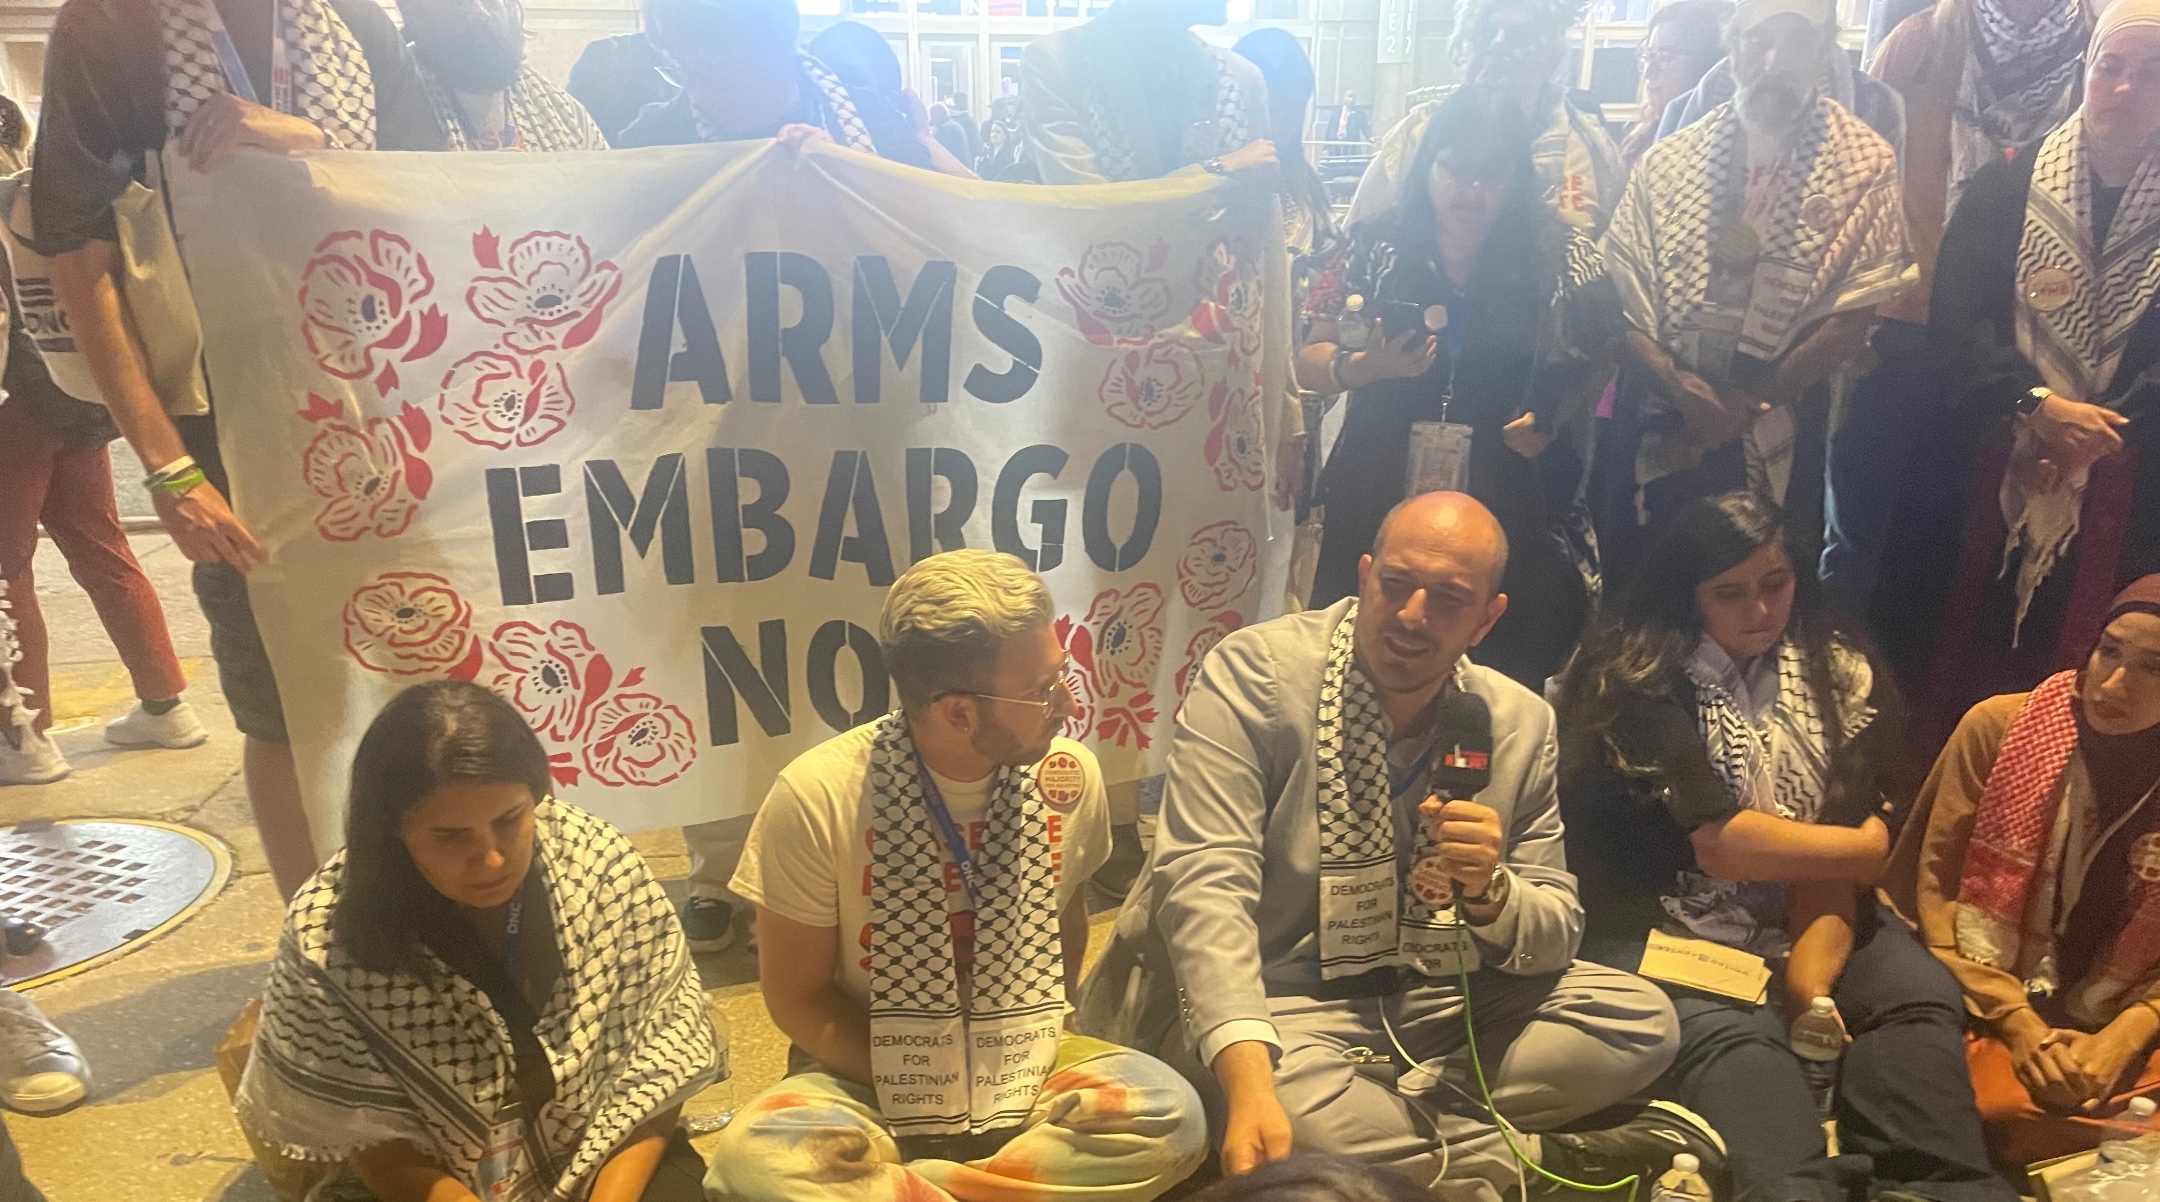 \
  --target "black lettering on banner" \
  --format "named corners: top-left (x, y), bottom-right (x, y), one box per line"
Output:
top-left (905, 447), bottom-right (976, 563)
top-left (964, 265), bottom-right (1042, 405)
top-left (808, 620), bottom-right (889, 732)
top-left (1082, 443), bottom-right (1163, 571)
top-left (707, 447), bottom-right (794, 583)
top-left (809, 451), bottom-right (897, 585)
top-left (485, 464), bottom-right (575, 605)
top-left (700, 620), bottom-right (790, 746)
top-left (629, 254), bottom-right (731, 409)
top-left (853, 257), bottom-right (956, 406)
top-left (992, 444), bottom-right (1067, 573)
top-left (585, 455), bottom-right (694, 595)
top-left (745, 251), bottom-right (839, 405)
